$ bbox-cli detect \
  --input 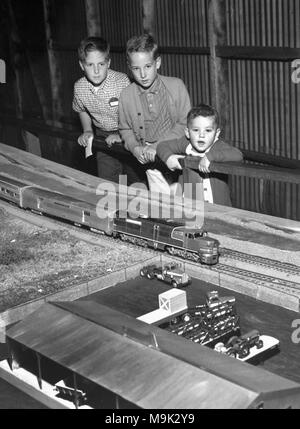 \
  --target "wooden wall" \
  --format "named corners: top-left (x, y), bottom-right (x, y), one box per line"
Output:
top-left (0, 0), bottom-right (299, 219)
